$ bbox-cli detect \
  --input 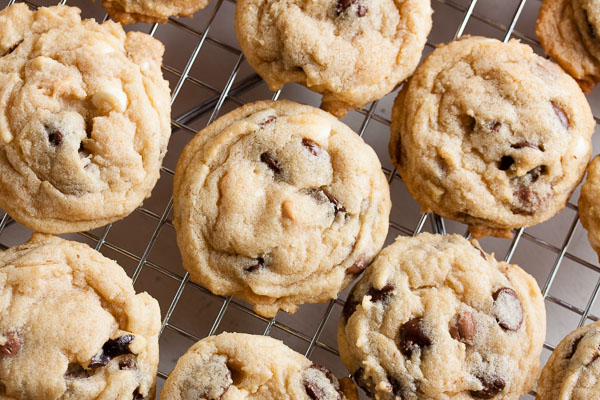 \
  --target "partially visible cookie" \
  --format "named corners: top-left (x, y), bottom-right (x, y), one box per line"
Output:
top-left (160, 332), bottom-right (358, 399)
top-left (338, 233), bottom-right (546, 399)
top-left (234, 0), bottom-right (432, 117)
top-left (173, 100), bottom-right (391, 317)
top-left (101, 0), bottom-right (210, 24)
top-left (537, 0), bottom-right (600, 92)
top-left (0, 4), bottom-right (171, 233)
top-left (536, 321), bottom-right (600, 399)
top-left (0, 233), bottom-right (161, 399)
top-left (390, 36), bottom-right (595, 238)
top-left (579, 155), bottom-right (600, 258)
